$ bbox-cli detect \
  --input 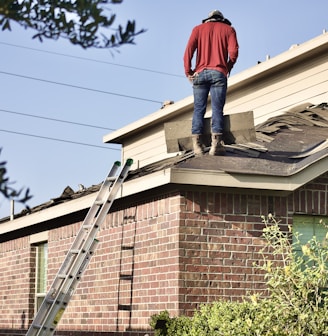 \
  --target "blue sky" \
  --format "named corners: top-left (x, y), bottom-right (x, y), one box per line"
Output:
top-left (1, 0), bottom-right (327, 218)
